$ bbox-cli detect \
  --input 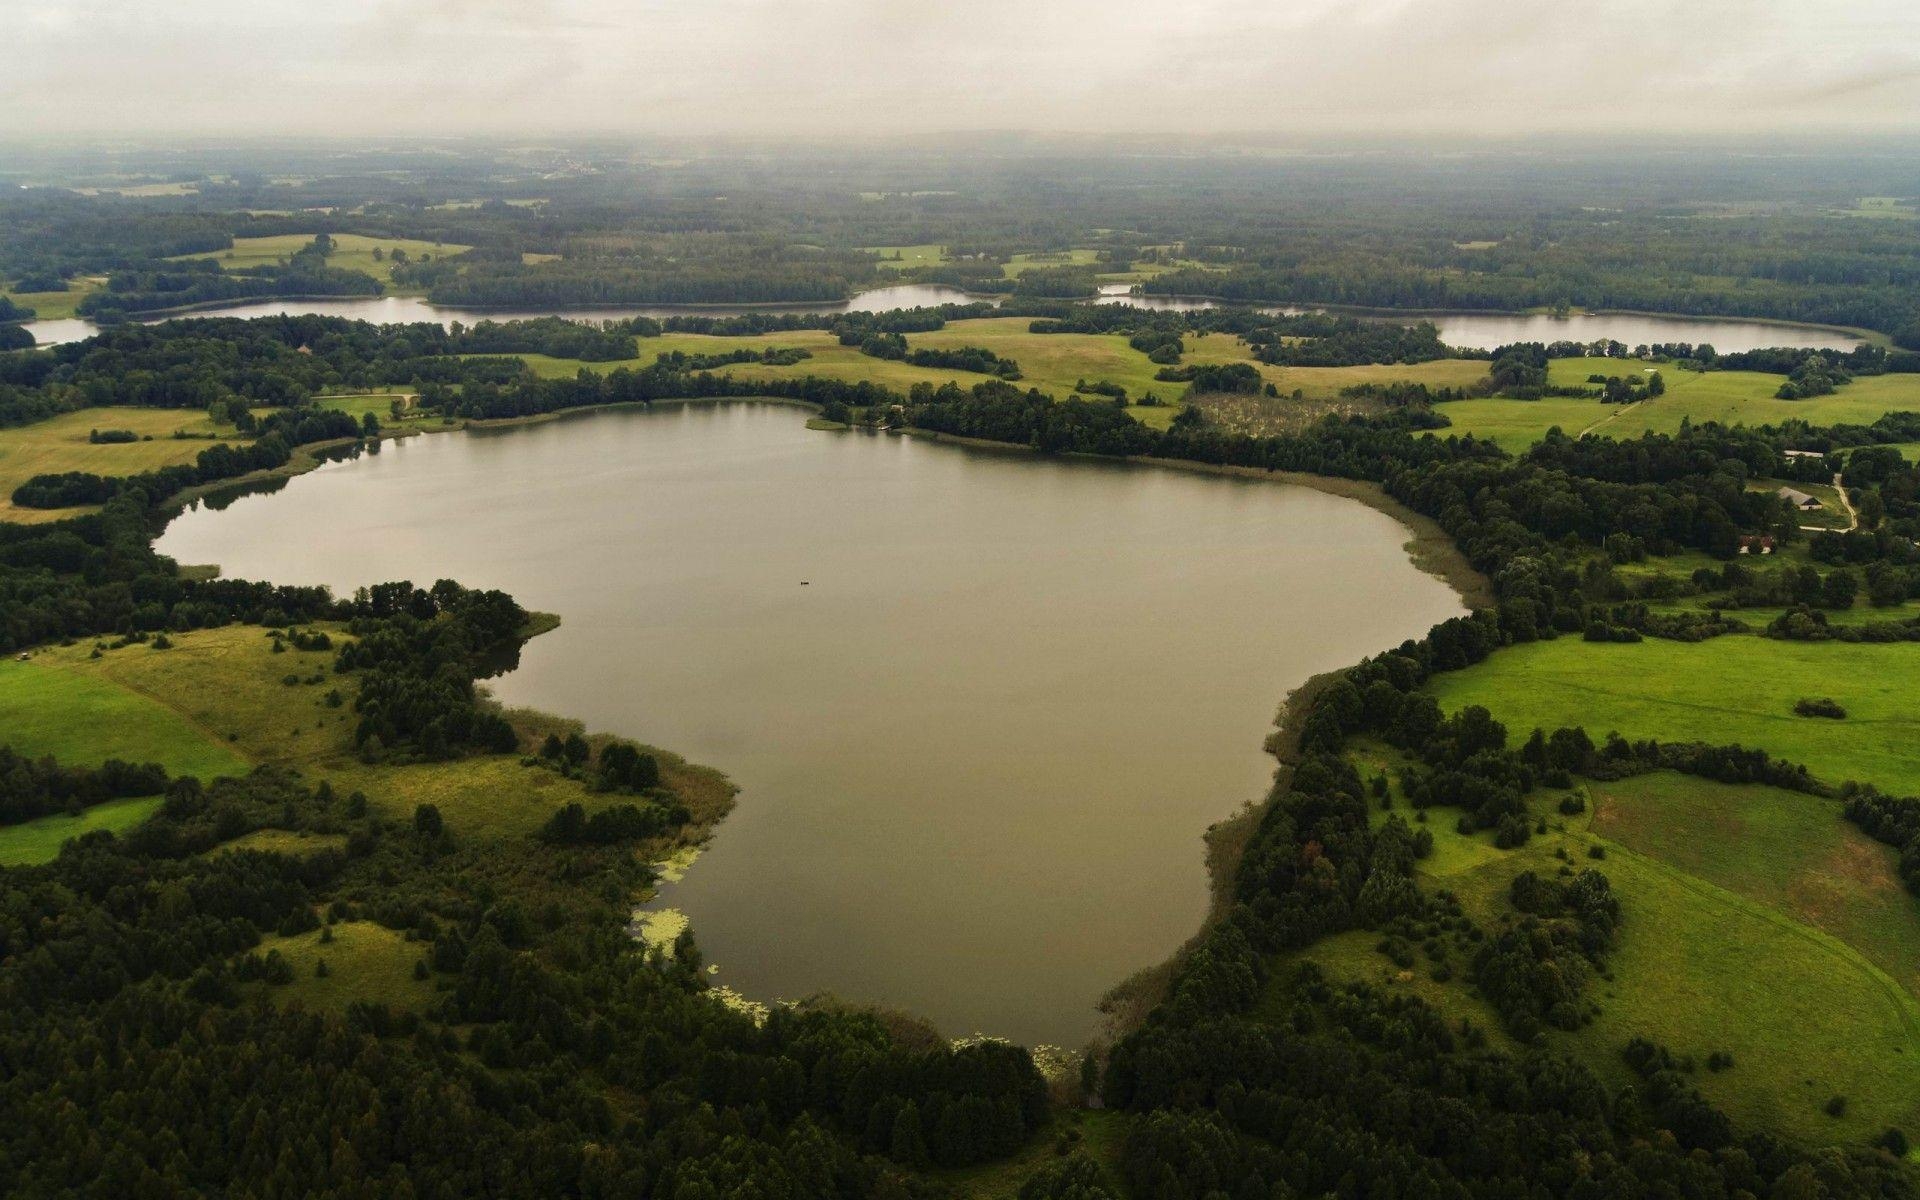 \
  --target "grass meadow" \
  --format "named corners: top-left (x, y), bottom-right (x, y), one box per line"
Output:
top-left (1441, 359), bottom-right (1920, 452)
top-left (172, 233), bottom-right (471, 287)
top-left (1427, 634), bottom-right (1920, 795)
top-left (0, 797), bottom-right (166, 867)
top-left (255, 920), bottom-right (439, 1014)
top-left (1281, 739), bottom-right (1920, 1146)
top-left (0, 406), bottom-right (252, 522)
top-left (512, 319), bottom-right (1497, 433)
top-left (0, 624), bottom-right (732, 861)
top-left (3, 276), bottom-right (102, 320)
